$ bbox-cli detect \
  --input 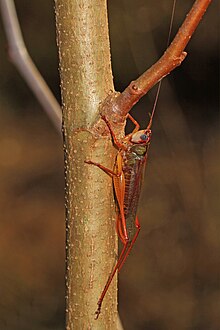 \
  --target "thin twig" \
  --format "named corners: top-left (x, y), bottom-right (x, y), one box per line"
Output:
top-left (0, 0), bottom-right (62, 132)
top-left (103, 0), bottom-right (212, 120)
